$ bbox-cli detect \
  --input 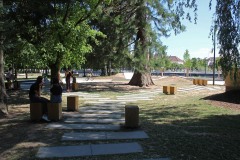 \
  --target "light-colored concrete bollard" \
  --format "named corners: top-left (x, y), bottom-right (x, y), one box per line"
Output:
top-left (47, 103), bottom-right (62, 121)
top-left (163, 86), bottom-right (170, 94)
top-left (193, 79), bottom-right (197, 85)
top-left (170, 86), bottom-right (177, 94)
top-left (67, 96), bottom-right (79, 111)
top-left (125, 105), bottom-right (139, 128)
top-left (30, 103), bottom-right (43, 121)
top-left (72, 83), bottom-right (79, 91)
top-left (198, 79), bottom-right (203, 85)
top-left (202, 80), bottom-right (208, 86)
